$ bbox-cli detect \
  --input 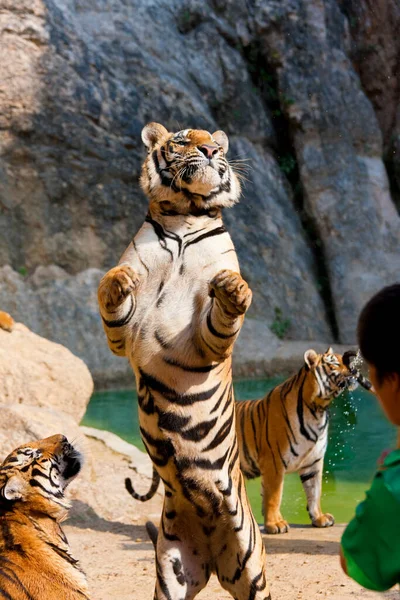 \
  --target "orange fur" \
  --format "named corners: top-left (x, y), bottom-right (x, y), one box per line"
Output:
top-left (0, 310), bottom-right (14, 332)
top-left (236, 349), bottom-right (361, 534)
top-left (0, 435), bottom-right (89, 599)
top-left (98, 123), bottom-right (269, 599)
